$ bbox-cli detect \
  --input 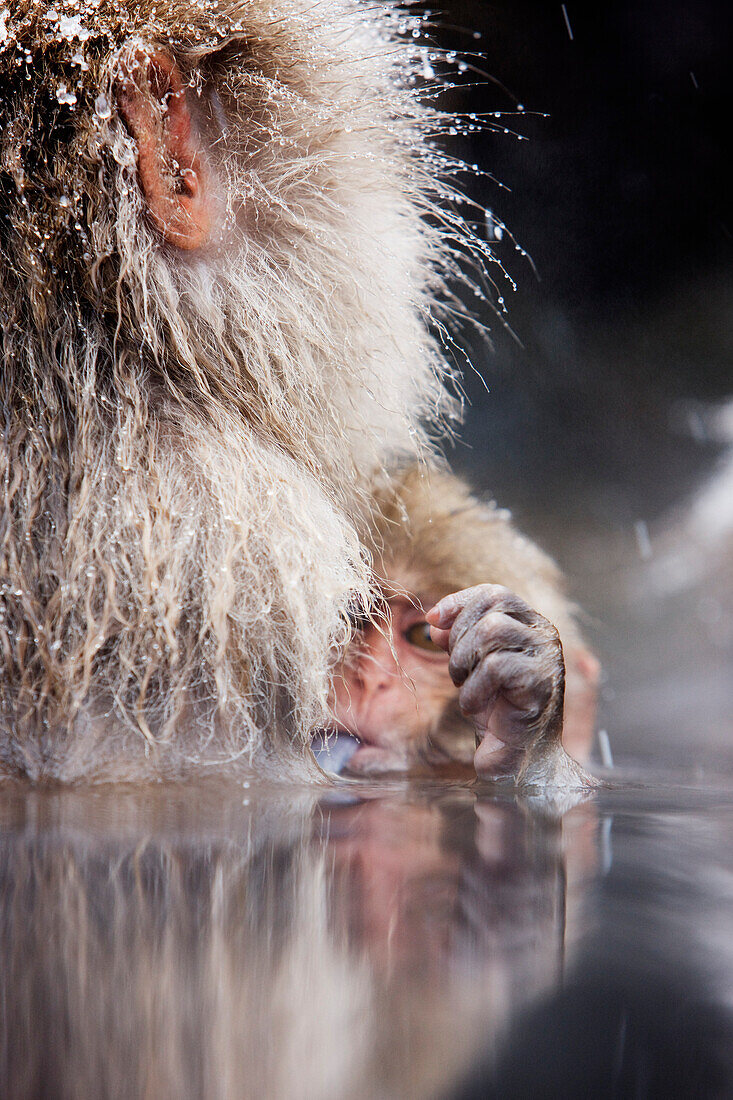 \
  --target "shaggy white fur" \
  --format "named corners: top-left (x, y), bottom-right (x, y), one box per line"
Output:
top-left (0, 1), bottom-right (489, 779)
